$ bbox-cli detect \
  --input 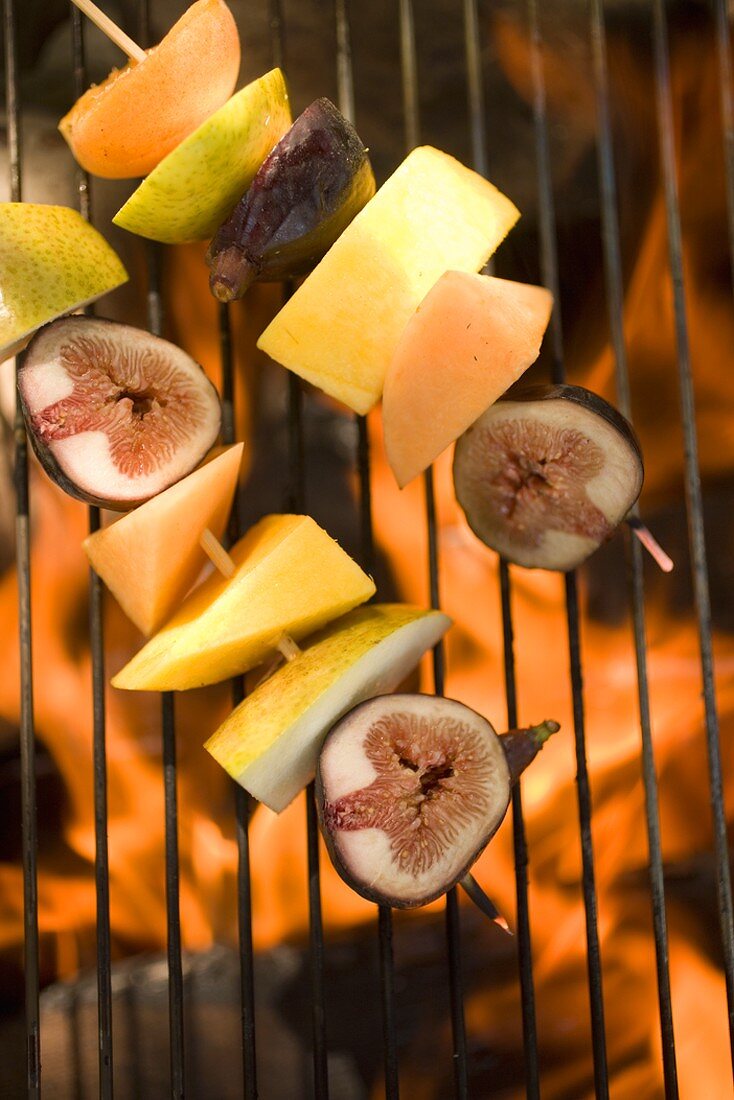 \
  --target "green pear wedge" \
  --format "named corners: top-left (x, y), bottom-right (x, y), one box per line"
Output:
top-left (113, 68), bottom-right (291, 244)
top-left (205, 603), bottom-right (451, 813)
top-left (0, 203), bottom-right (128, 363)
